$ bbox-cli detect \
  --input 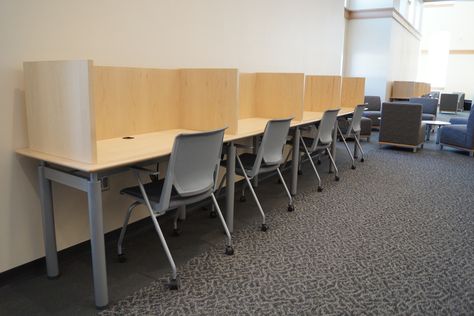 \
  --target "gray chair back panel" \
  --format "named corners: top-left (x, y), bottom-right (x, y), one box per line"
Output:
top-left (379, 102), bottom-right (423, 146)
top-left (409, 97), bottom-right (438, 116)
top-left (166, 128), bottom-right (225, 200)
top-left (260, 118), bottom-right (292, 165)
top-left (439, 93), bottom-right (459, 112)
top-left (347, 104), bottom-right (366, 135)
top-left (364, 96), bottom-right (382, 111)
top-left (467, 107), bottom-right (474, 146)
top-left (310, 109), bottom-right (339, 151)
